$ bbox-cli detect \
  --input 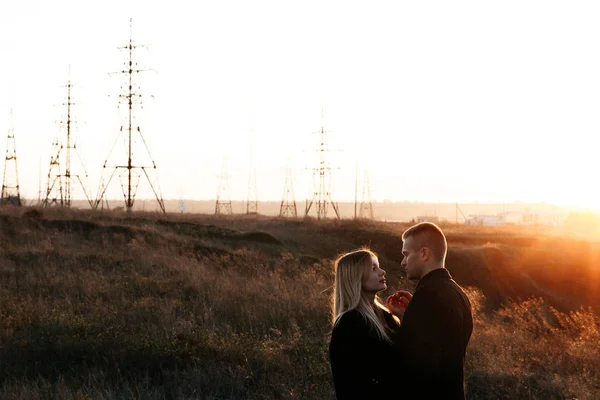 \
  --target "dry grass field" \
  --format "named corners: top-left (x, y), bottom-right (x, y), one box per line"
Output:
top-left (0, 207), bottom-right (598, 399)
